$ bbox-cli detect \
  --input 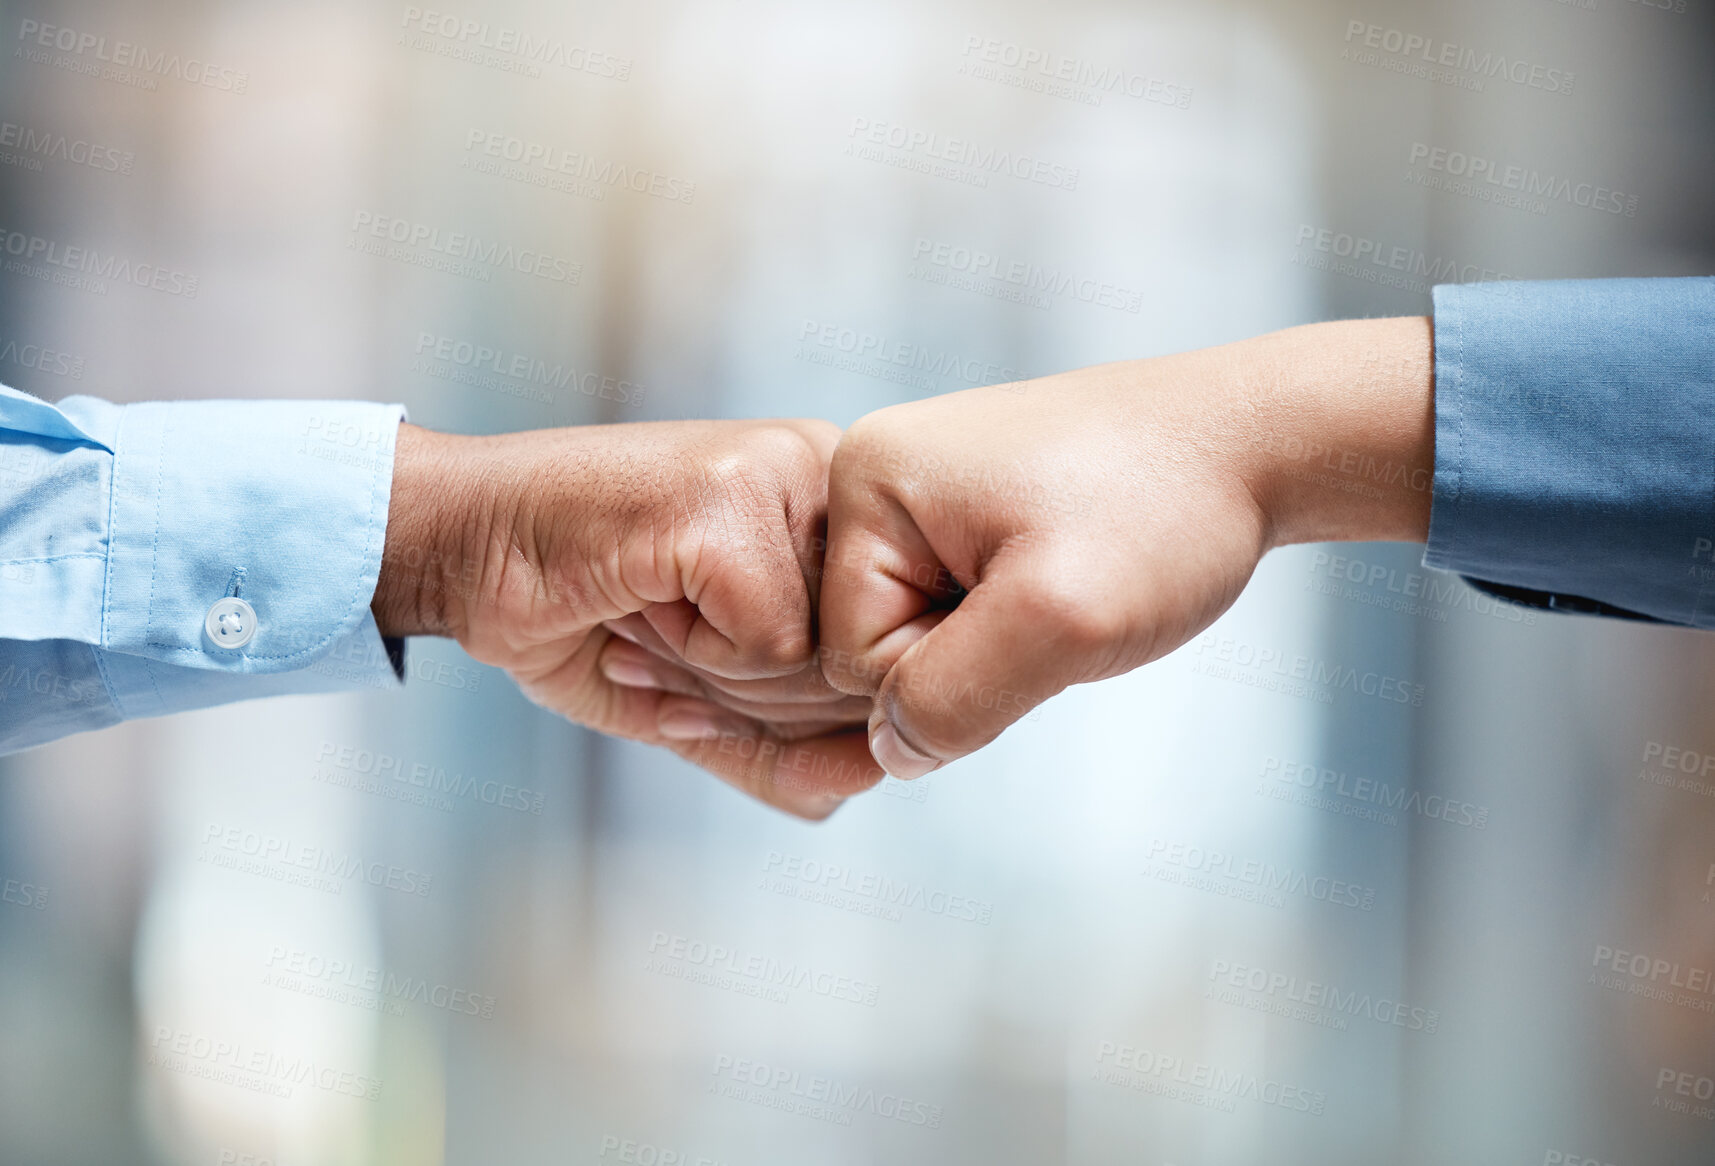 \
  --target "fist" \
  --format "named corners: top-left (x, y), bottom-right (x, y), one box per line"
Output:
top-left (378, 419), bottom-right (881, 818)
top-left (819, 358), bottom-right (1276, 777)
